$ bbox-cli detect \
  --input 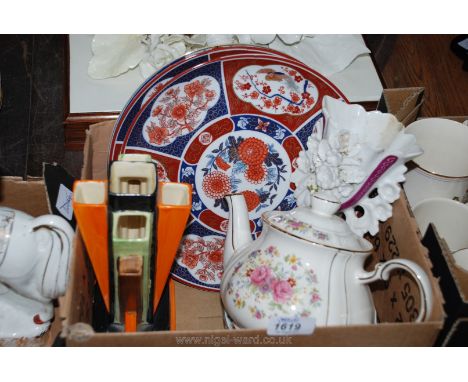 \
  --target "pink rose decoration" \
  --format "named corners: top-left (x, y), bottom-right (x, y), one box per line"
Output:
top-left (272, 280), bottom-right (293, 303)
top-left (290, 220), bottom-right (303, 229)
top-left (250, 265), bottom-right (272, 286)
top-left (311, 292), bottom-right (321, 303)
